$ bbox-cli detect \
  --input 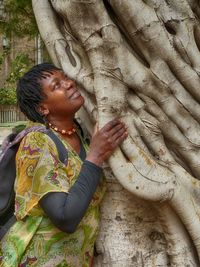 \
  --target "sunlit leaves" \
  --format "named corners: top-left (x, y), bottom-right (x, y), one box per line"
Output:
top-left (0, 0), bottom-right (38, 37)
top-left (0, 52), bottom-right (33, 104)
